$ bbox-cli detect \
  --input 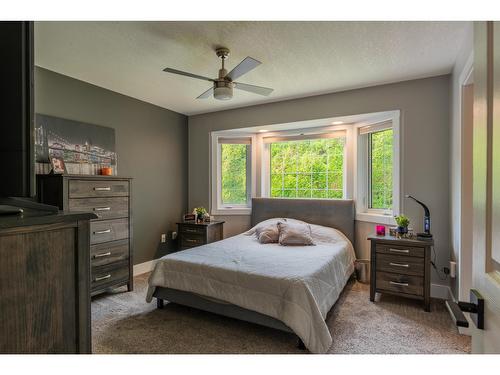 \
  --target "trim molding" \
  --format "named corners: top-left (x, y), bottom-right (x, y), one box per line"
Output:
top-left (133, 259), bottom-right (160, 276)
top-left (431, 283), bottom-right (453, 300)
